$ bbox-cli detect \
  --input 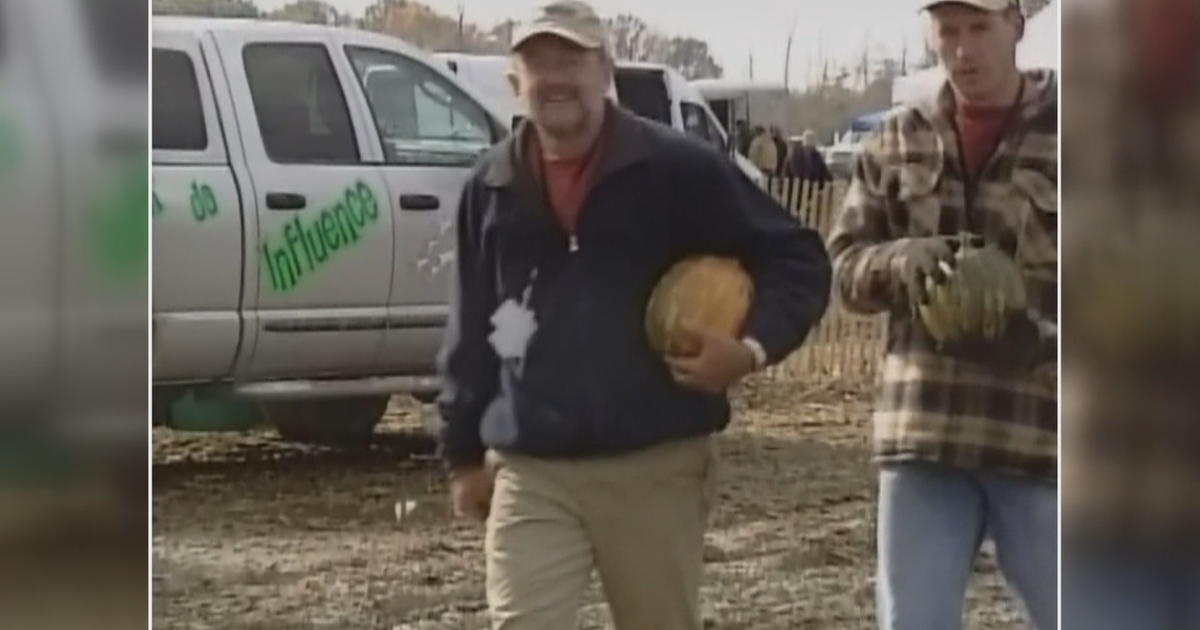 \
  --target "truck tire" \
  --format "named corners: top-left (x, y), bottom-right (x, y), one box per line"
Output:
top-left (152, 390), bottom-right (174, 427)
top-left (265, 396), bottom-right (388, 446)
